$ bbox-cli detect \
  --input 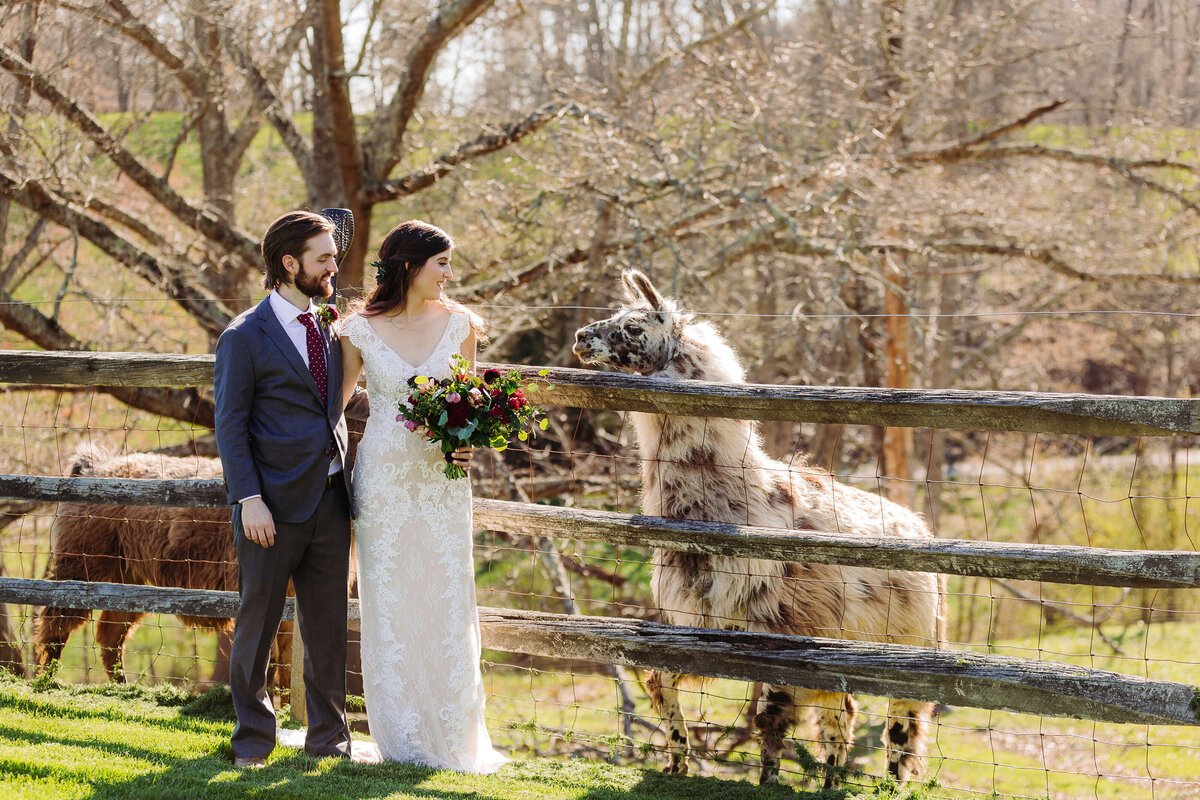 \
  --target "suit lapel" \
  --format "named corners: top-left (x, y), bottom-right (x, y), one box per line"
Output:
top-left (322, 322), bottom-right (340, 415)
top-left (254, 296), bottom-right (325, 406)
